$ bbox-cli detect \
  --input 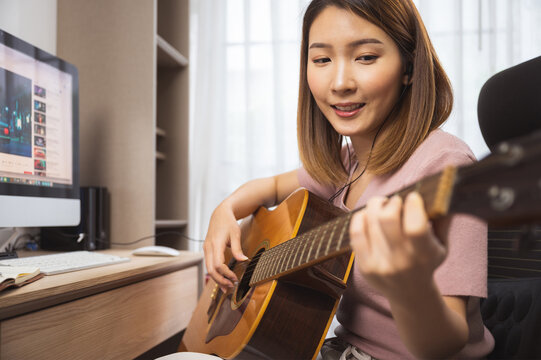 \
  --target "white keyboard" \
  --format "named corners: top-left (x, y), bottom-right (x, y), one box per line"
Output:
top-left (0, 251), bottom-right (130, 275)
